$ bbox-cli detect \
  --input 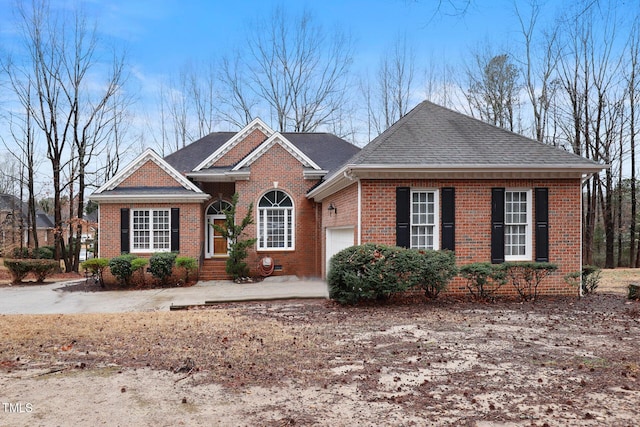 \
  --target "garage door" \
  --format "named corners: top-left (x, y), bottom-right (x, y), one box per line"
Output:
top-left (326, 227), bottom-right (355, 276)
